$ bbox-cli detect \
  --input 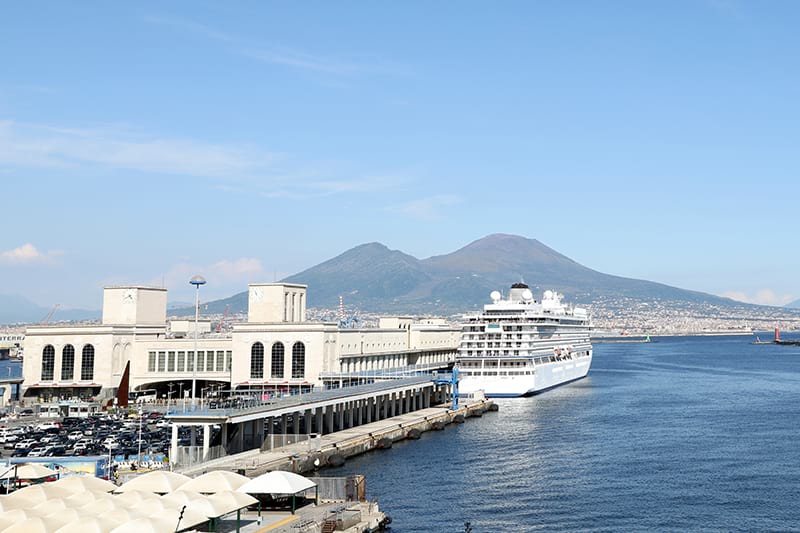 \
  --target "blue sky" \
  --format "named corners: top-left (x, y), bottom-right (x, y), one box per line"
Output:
top-left (1, 1), bottom-right (799, 309)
